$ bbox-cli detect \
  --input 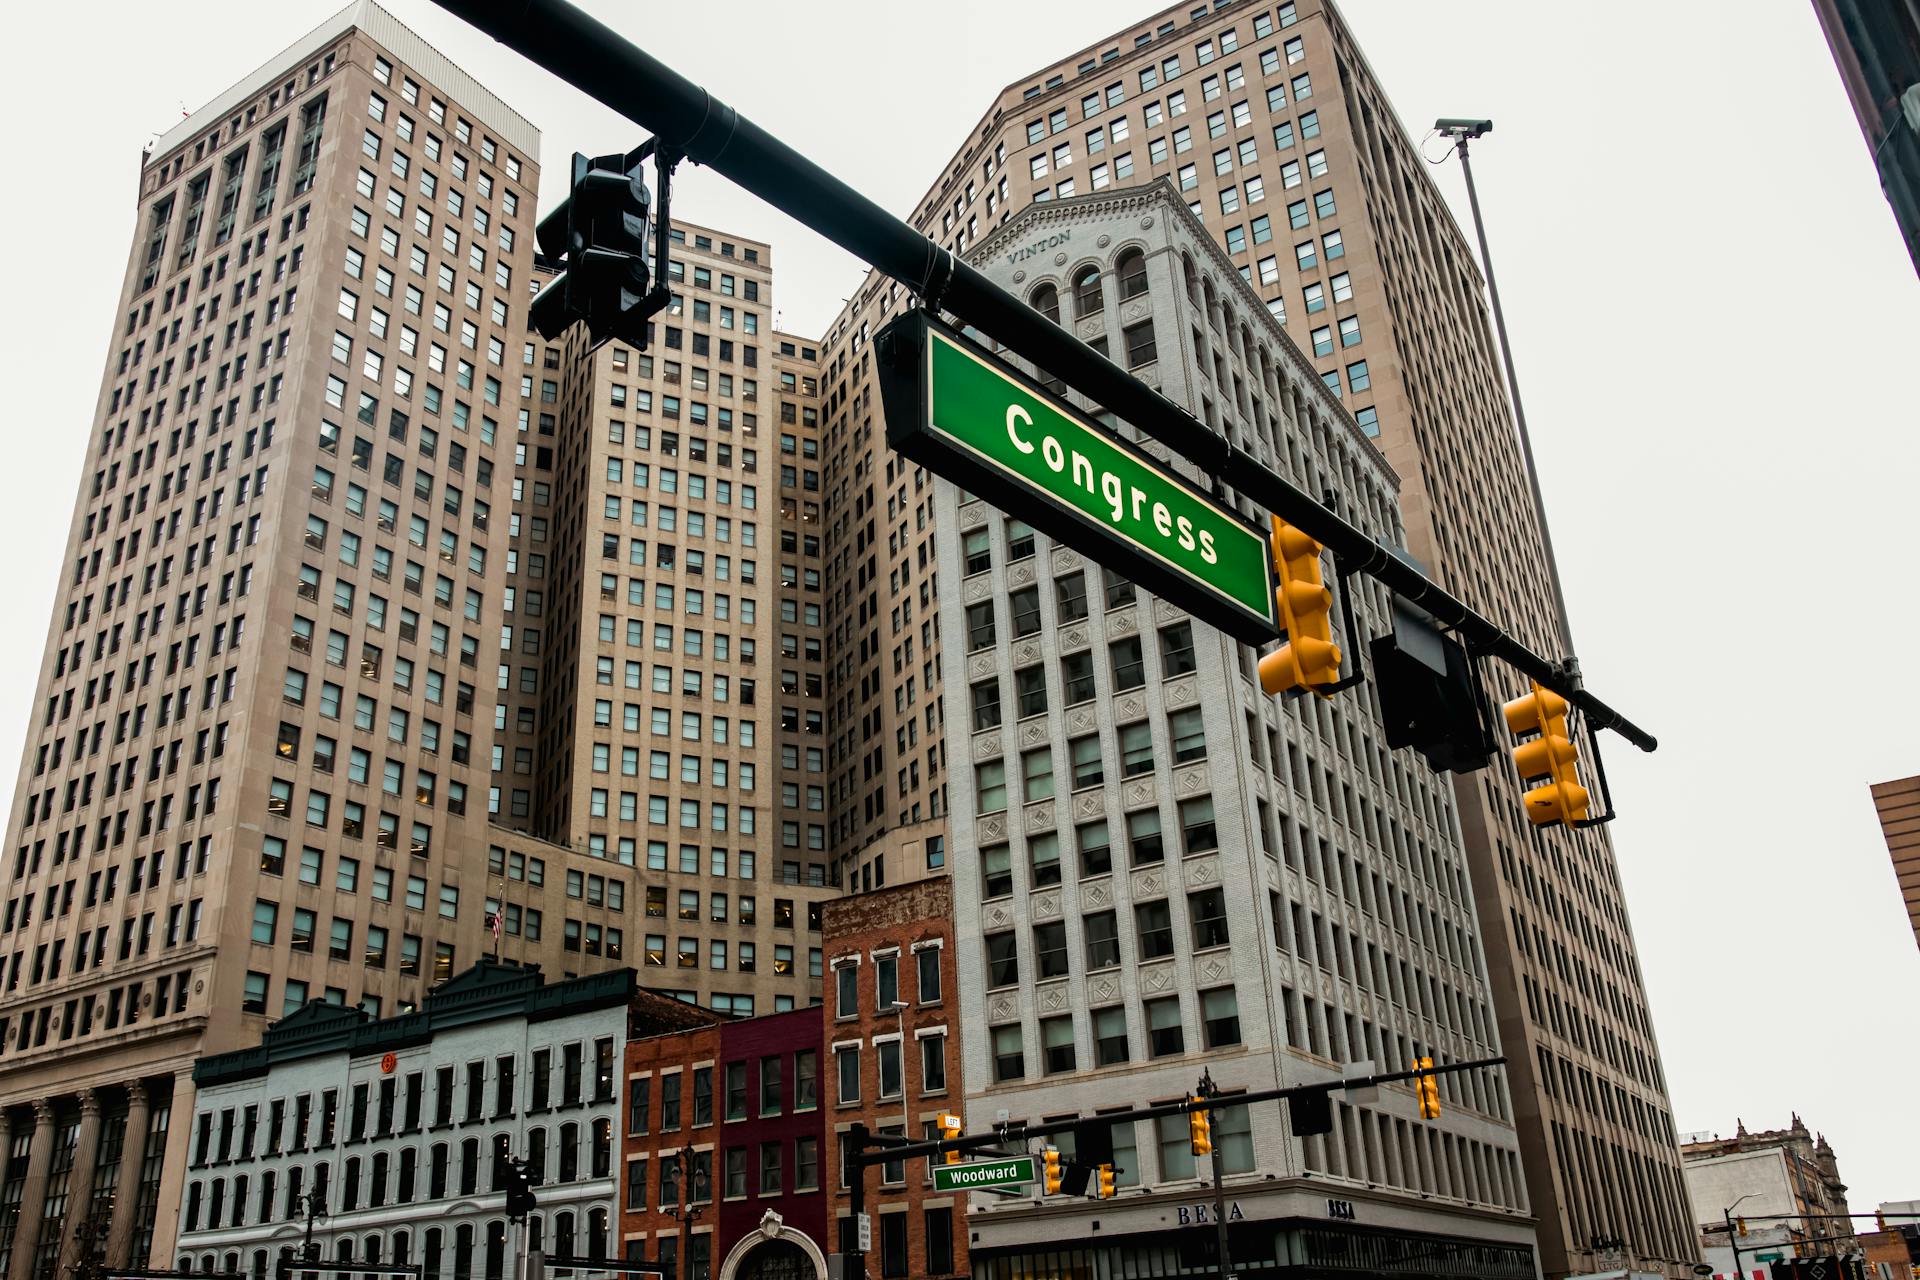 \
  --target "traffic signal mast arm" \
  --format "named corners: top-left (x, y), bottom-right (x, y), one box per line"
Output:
top-left (851, 1055), bottom-right (1502, 1169)
top-left (429, 0), bottom-right (1657, 755)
